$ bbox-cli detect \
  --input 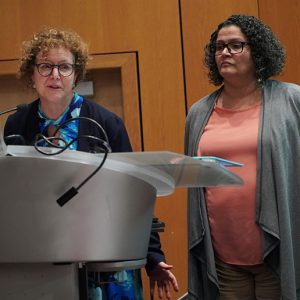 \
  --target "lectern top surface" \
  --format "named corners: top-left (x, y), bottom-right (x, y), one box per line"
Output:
top-left (5, 145), bottom-right (243, 196)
